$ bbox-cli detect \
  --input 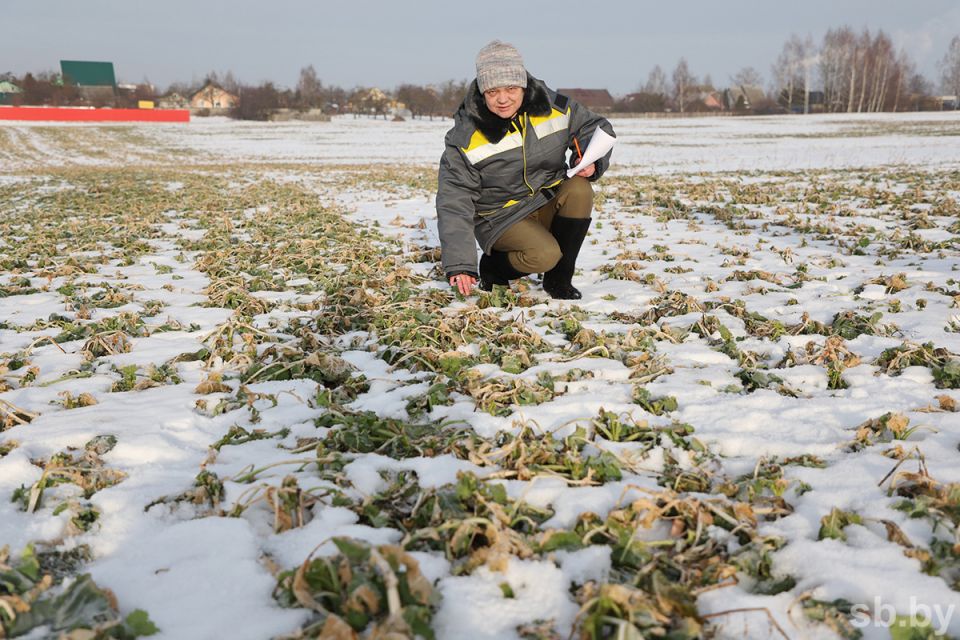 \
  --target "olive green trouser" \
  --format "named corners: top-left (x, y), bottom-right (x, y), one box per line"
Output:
top-left (492, 176), bottom-right (593, 273)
